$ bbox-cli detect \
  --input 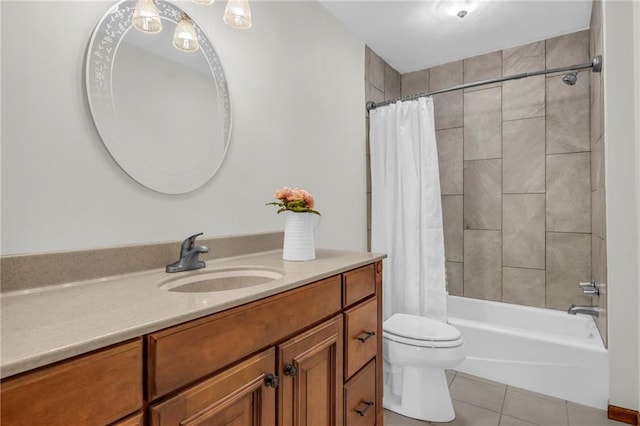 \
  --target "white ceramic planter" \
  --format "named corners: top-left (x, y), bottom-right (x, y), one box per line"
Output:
top-left (282, 211), bottom-right (315, 261)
